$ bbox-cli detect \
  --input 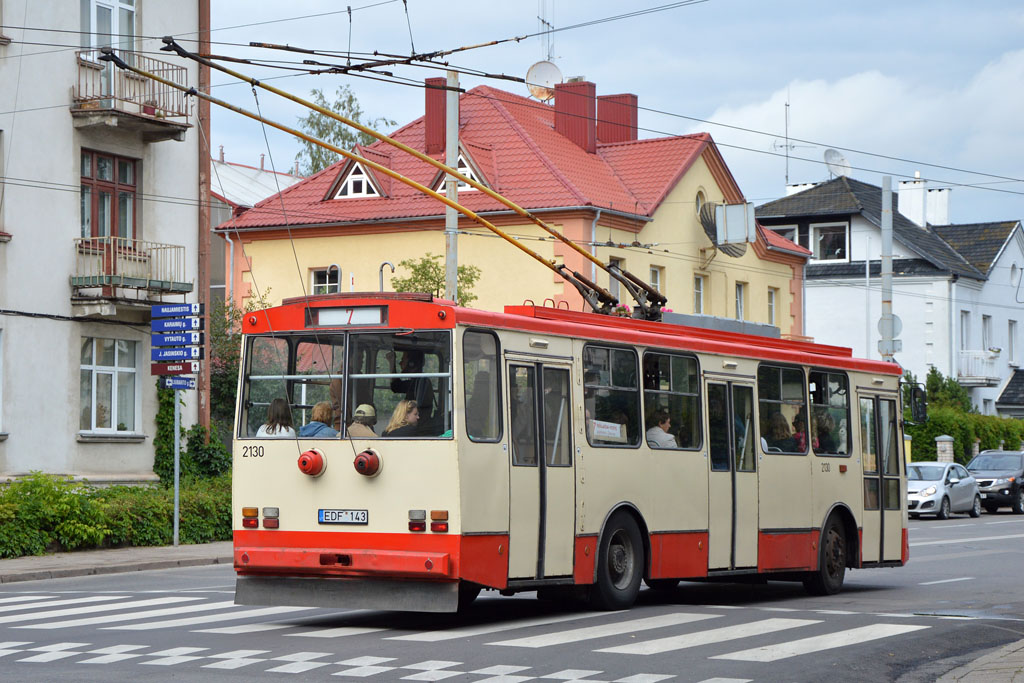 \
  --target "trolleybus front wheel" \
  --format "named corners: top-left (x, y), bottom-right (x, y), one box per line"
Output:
top-left (590, 511), bottom-right (644, 610)
top-left (803, 516), bottom-right (846, 596)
